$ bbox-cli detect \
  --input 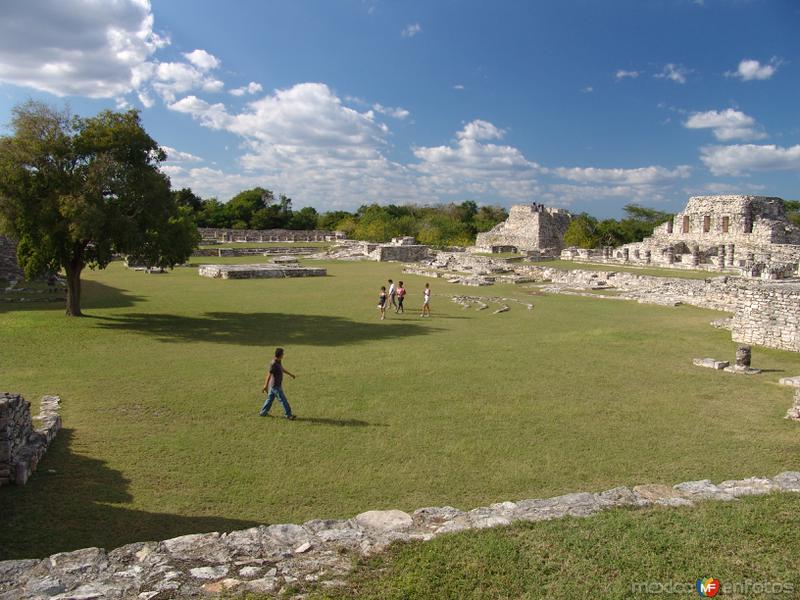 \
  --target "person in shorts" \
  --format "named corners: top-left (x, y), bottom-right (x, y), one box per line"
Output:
top-left (260, 347), bottom-right (296, 420)
top-left (378, 285), bottom-right (387, 320)
top-left (421, 282), bottom-right (431, 317)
